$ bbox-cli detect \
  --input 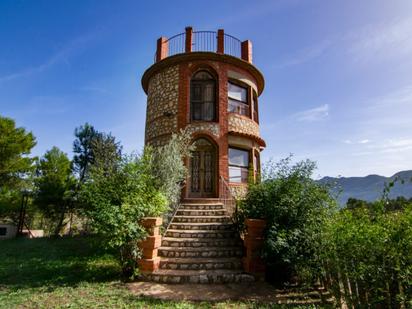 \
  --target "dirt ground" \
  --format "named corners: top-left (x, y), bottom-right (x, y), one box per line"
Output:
top-left (127, 281), bottom-right (331, 304)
